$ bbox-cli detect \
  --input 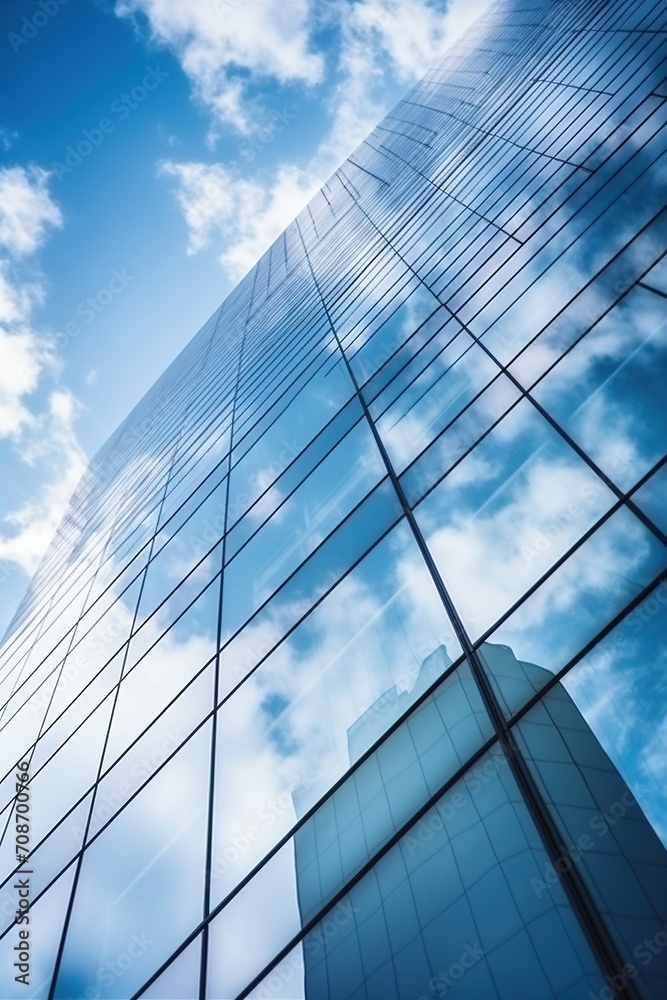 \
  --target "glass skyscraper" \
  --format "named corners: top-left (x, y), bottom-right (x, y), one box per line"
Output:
top-left (1, 0), bottom-right (667, 996)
